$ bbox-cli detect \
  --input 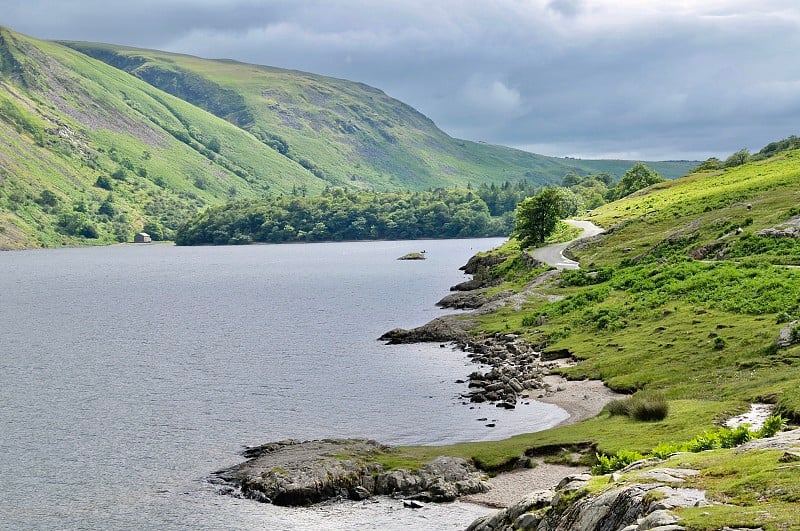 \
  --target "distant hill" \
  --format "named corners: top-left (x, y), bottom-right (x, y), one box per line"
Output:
top-left (63, 42), bottom-right (696, 188)
top-left (0, 26), bottom-right (695, 249)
